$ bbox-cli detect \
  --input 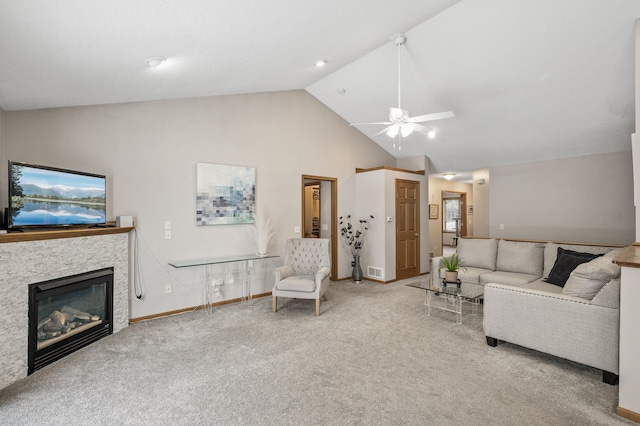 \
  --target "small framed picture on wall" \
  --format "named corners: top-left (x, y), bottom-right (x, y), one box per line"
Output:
top-left (429, 204), bottom-right (439, 220)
